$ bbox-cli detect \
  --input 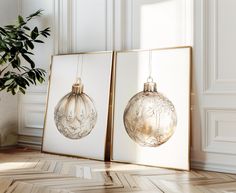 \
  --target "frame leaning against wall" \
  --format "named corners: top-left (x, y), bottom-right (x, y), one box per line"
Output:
top-left (110, 46), bottom-right (192, 170)
top-left (41, 51), bottom-right (114, 161)
top-left (41, 46), bottom-right (192, 170)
